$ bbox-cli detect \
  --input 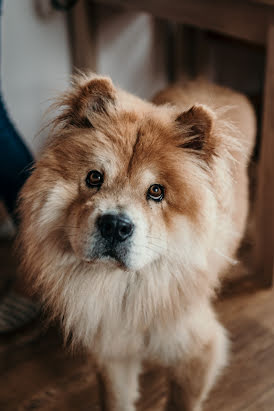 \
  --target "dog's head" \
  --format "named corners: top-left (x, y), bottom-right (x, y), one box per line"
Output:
top-left (19, 74), bottom-right (218, 275)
